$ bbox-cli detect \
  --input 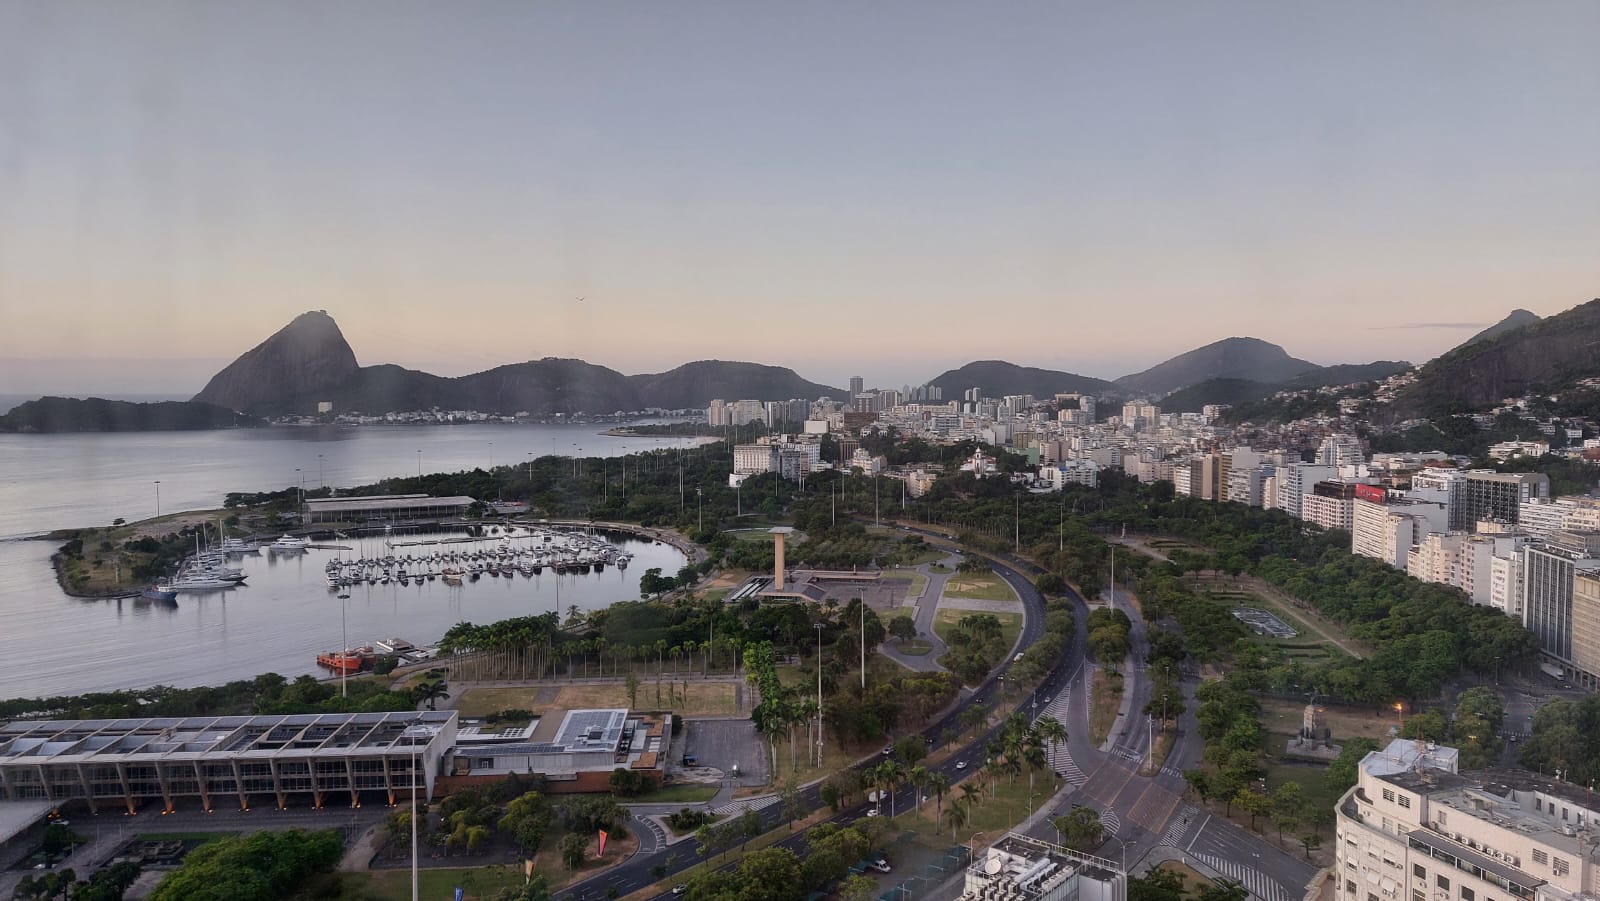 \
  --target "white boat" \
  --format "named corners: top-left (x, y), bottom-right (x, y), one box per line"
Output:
top-left (375, 637), bottom-right (416, 654)
top-left (220, 538), bottom-right (261, 555)
top-left (267, 535), bottom-right (309, 553)
top-left (167, 573), bottom-right (237, 591)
